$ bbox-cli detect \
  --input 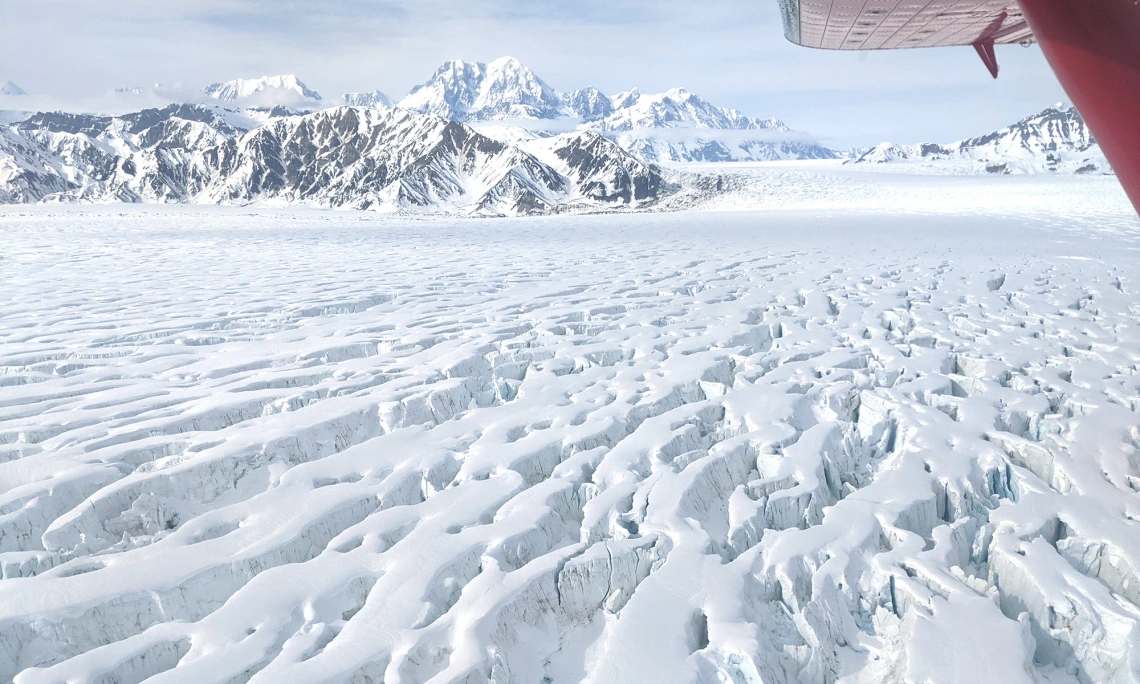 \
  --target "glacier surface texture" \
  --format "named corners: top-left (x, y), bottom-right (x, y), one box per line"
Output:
top-left (1, 188), bottom-right (1139, 683)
